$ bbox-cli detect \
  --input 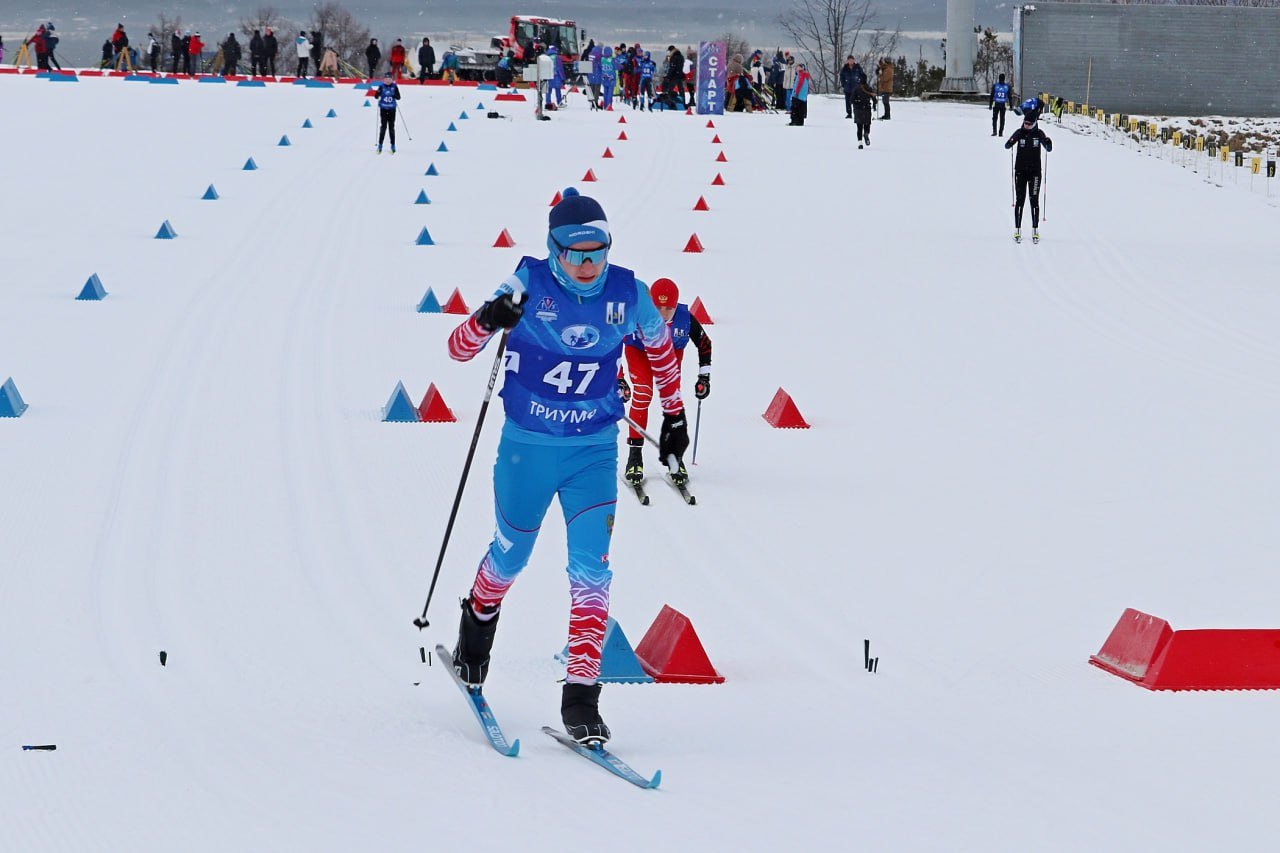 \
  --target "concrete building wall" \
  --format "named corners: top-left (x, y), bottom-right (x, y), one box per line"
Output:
top-left (1015, 3), bottom-right (1280, 116)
